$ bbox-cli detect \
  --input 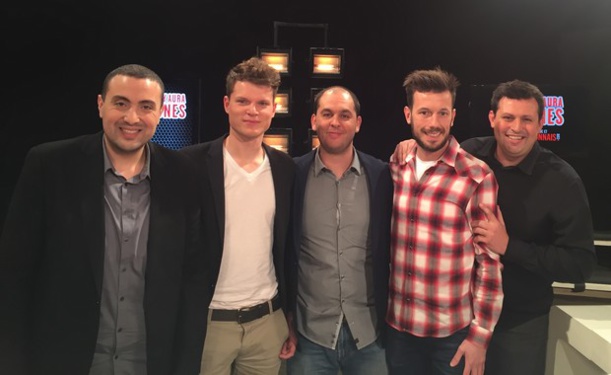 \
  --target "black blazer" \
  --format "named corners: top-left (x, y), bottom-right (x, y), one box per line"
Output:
top-left (287, 149), bottom-right (393, 342)
top-left (0, 132), bottom-right (200, 375)
top-left (176, 135), bottom-right (295, 374)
